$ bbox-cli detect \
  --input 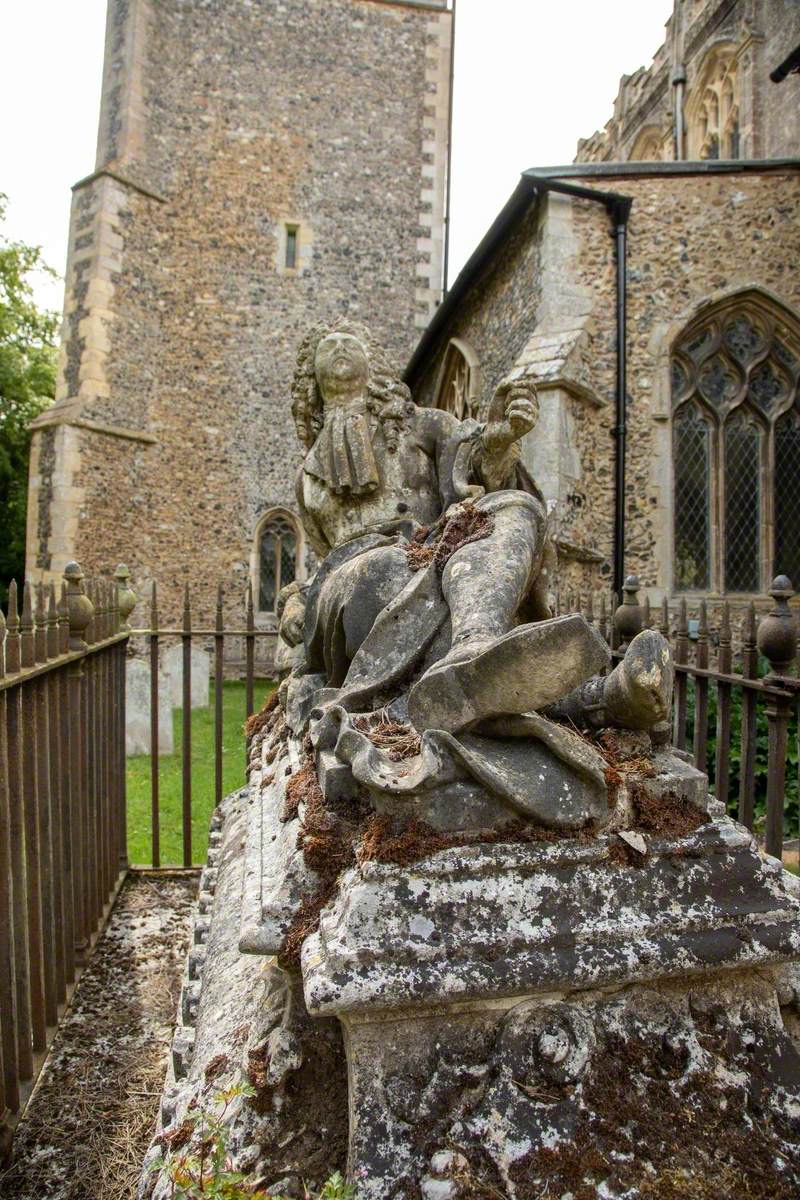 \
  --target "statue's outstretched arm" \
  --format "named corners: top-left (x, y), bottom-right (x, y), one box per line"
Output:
top-left (474, 379), bottom-right (539, 492)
